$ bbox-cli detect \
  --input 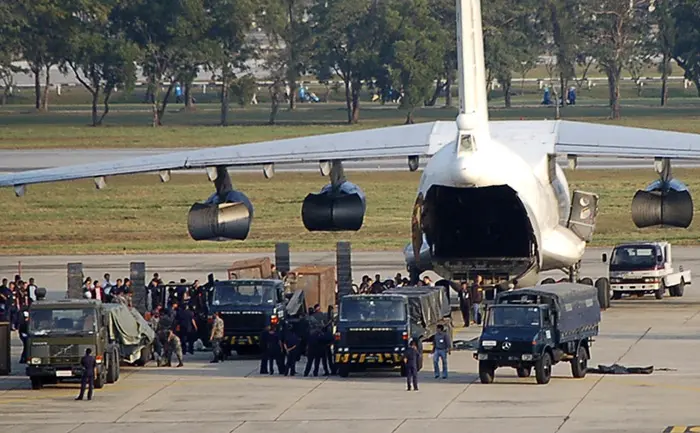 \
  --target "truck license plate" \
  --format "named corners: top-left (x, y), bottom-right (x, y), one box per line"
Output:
top-left (56, 370), bottom-right (72, 377)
